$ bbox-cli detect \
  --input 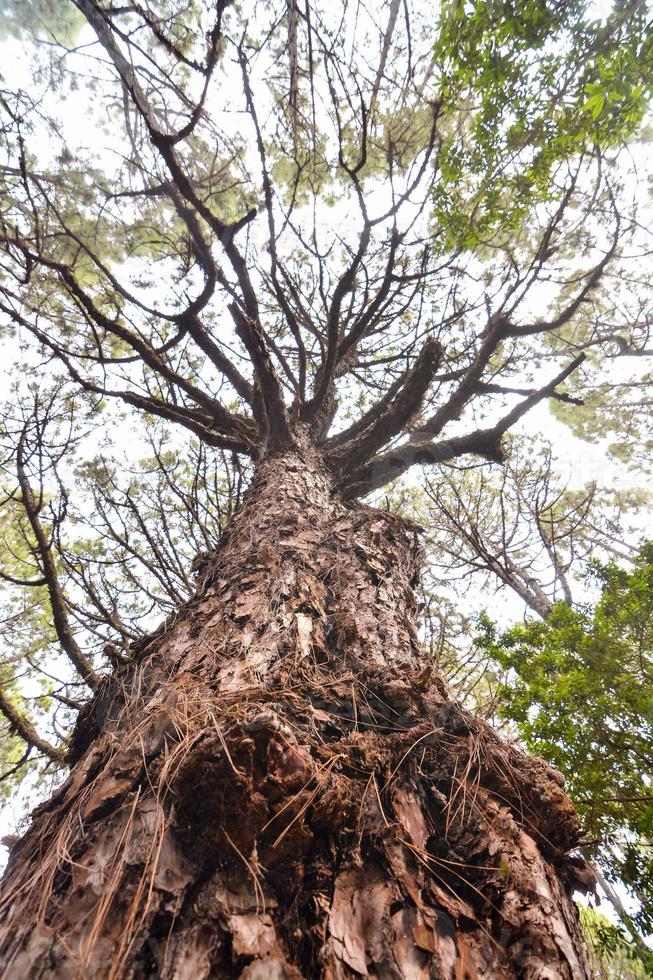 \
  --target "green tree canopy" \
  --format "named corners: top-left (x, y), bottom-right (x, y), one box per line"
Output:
top-left (433, 0), bottom-right (653, 250)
